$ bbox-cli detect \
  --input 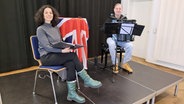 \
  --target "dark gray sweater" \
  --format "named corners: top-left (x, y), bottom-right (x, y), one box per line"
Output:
top-left (36, 23), bottom-right (62, 57)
